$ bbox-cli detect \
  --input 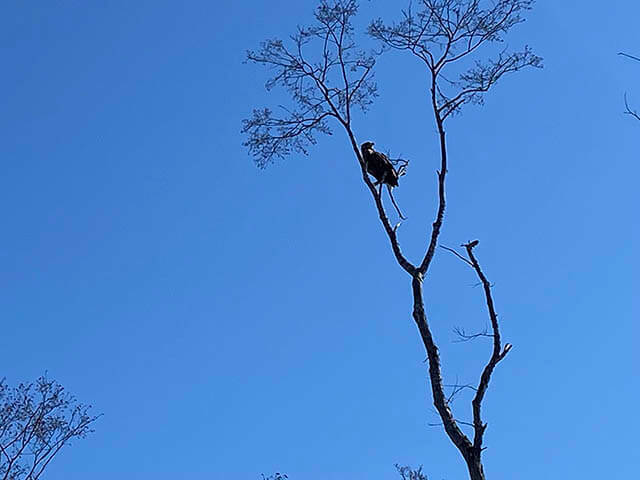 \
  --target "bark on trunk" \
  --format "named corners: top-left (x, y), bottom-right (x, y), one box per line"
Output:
top-left (466, 452), bottom-right (486, 480)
